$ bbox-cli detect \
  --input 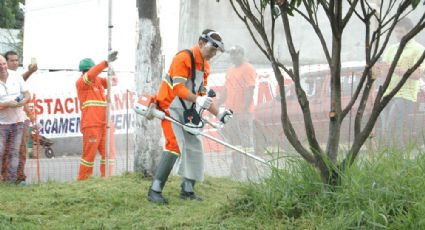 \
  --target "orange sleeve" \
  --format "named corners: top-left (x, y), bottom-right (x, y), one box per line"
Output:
top-left (100, 77), bottom-right (107, 88)
top-left (86, 61), bottom-right (108, 83)
top-left (168, 52), bottom-right (193, 100)
top-left (173, 84), bottom-right (190, 100)
top-left (246, 64), bottom-right (256, 87)
top-left (168, 52), bottom-right (191, 80)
